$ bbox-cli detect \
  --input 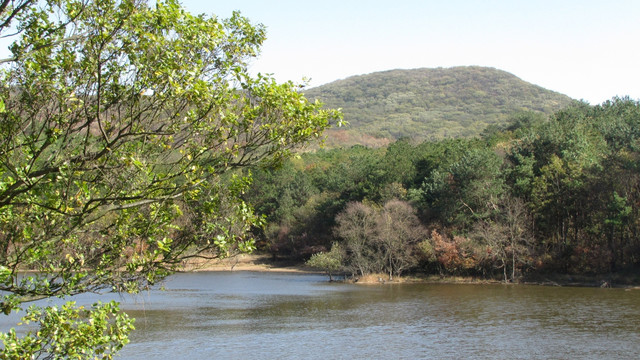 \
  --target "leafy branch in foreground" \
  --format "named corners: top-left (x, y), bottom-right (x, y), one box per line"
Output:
top-left (0, 0), bottom-right (340, 357)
